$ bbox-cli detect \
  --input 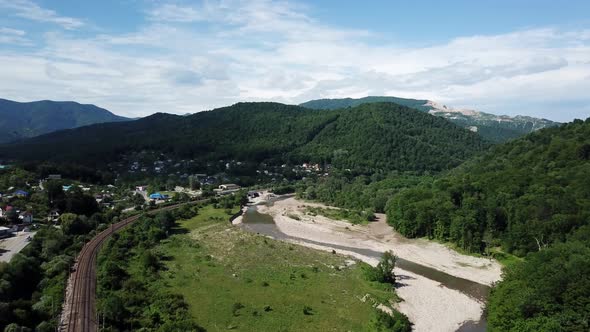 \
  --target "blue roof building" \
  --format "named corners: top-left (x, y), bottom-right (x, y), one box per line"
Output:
top-left (149, 192), bottom-right (168, 200)
top-left (13, 190), bottom-right (29, 197)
